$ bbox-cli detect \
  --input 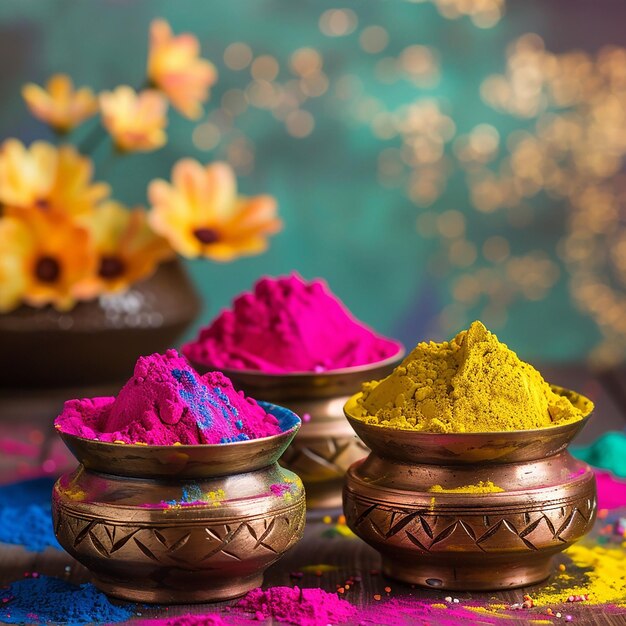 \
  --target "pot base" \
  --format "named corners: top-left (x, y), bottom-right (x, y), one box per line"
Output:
top-left (382, 555), bottom-right (553, 591)
top-left (93, 572), bottom-right (264, 604)
top-left (303, 479), bottom-right (344, 510)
